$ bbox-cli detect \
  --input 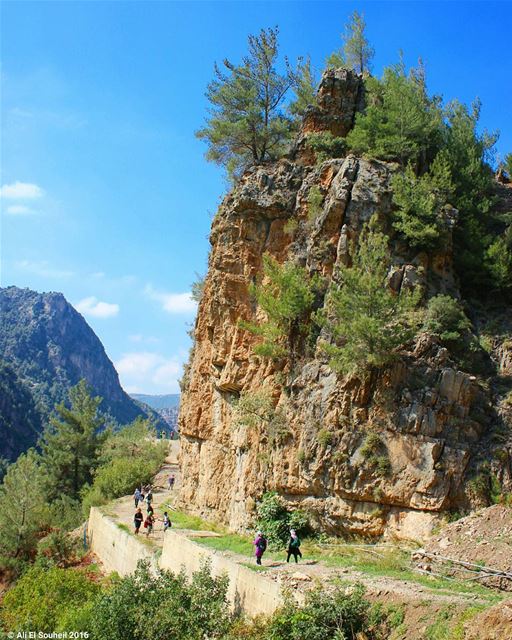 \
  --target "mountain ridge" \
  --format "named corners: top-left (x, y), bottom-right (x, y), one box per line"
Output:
top-left (0, 285), bottom-right (163, 460)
